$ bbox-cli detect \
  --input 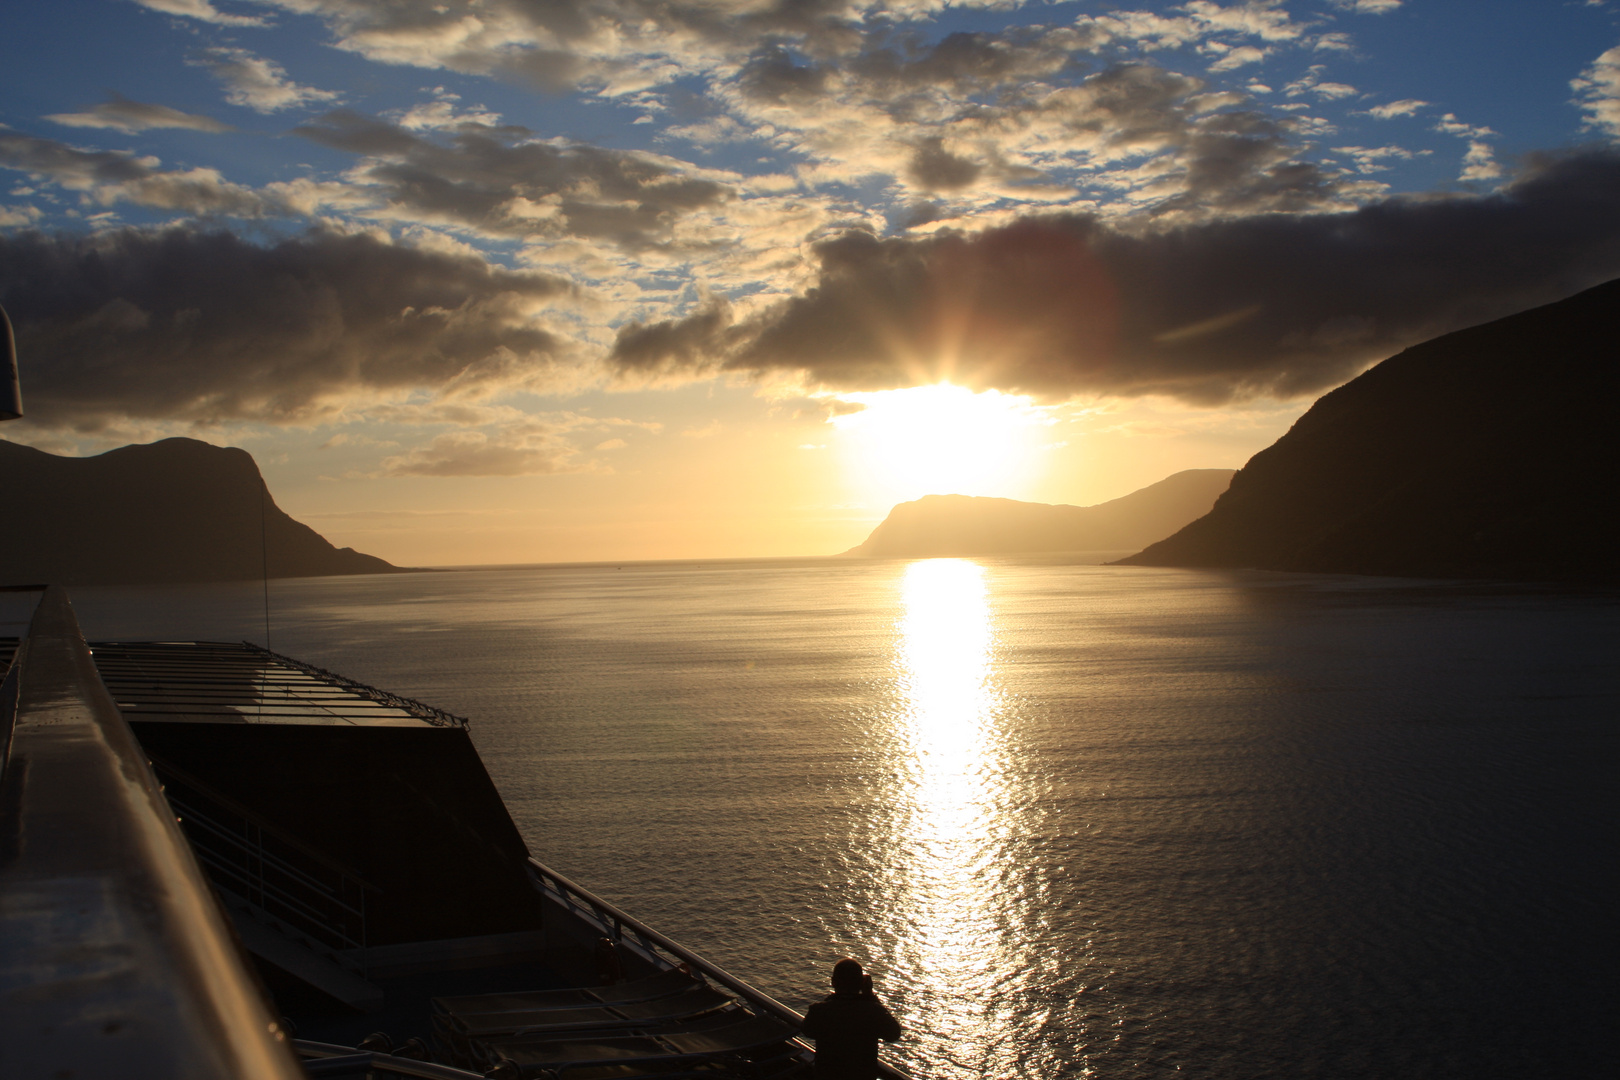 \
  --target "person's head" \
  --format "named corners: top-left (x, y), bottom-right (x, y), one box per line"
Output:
top-left (831, 958), bottom-right (865, 993)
